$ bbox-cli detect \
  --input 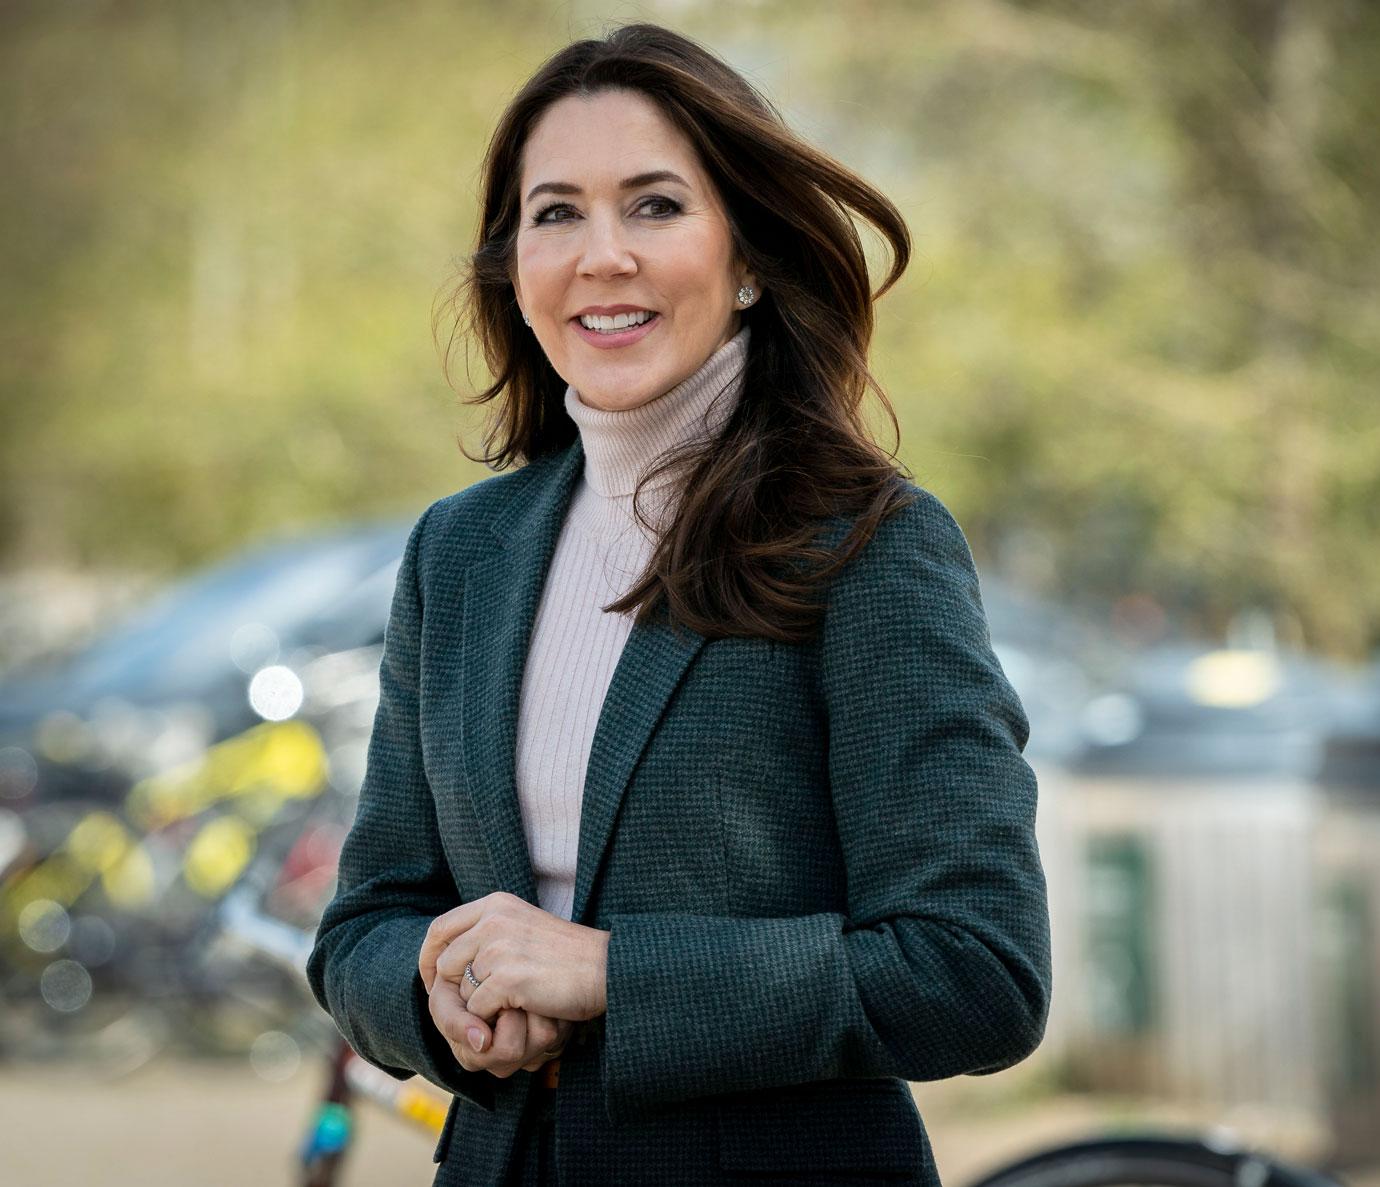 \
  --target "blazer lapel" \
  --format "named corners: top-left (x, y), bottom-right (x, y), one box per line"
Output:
top-left (454, 433), bottom-right (709, 922)
top-left (570, 608), bottom-right (707, 925)
top-left (457, 442), bottom-right (583, 906)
